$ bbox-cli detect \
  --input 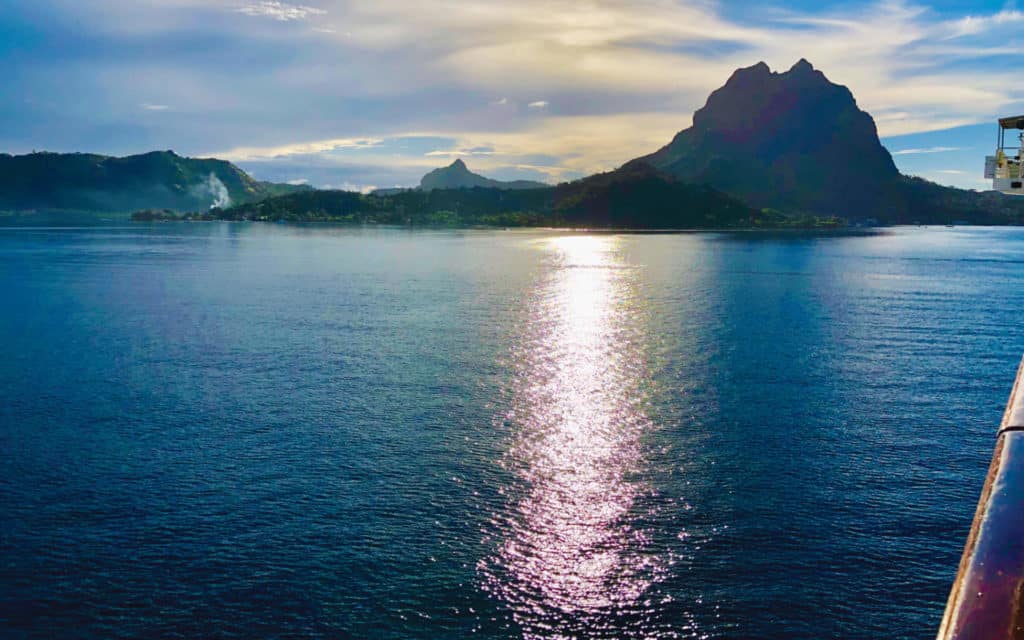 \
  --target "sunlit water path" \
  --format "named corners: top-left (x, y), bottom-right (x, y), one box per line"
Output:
top-left (3, 225), bottom-right (1024, 639)
top-left (480, 236), bottom-right (680, 638)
